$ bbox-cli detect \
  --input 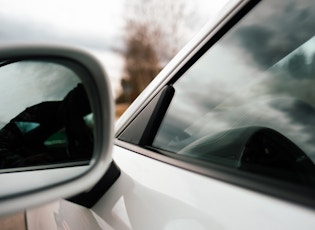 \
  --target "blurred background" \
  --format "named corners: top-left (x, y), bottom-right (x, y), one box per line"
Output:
top-left (0, 0), bottom-right (230, 118)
